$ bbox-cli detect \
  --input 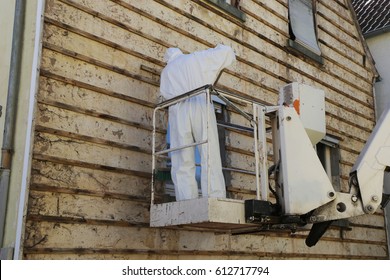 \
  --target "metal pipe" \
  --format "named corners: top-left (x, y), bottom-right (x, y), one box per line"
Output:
top-left (222, 167), bottom-right (255, 176)
top-left (155, 140), bottom-right (207, 156)
top-left (151, 107), bottom-right (157, 205)
top-left (157, 84), bottom-right (212, 108)
top-left (0, 0), bottom-right (26, 250)
top-left (257, 105), bottom-right (269, 201)
top-left (206, 88), bottom-right (211, 196)
top-left (253, 104), bottom-right (261, 200)
top-left (215, 91), bottom-right (254, 122)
